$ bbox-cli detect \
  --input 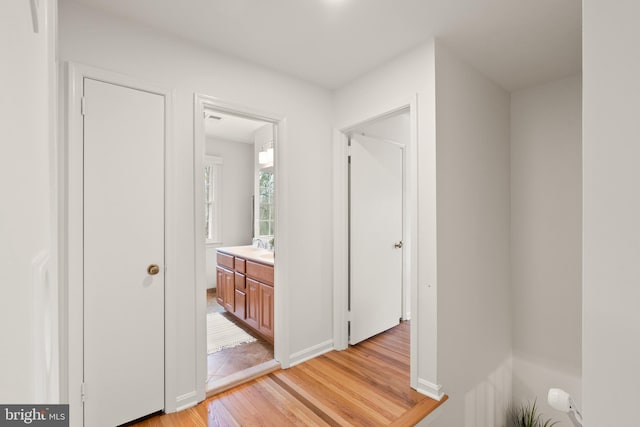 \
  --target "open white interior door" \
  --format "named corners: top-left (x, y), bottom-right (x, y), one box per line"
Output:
top-left (83, 78), bottom-right (165, 426)
top-left (349, 134), bottom-right (403, 345)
